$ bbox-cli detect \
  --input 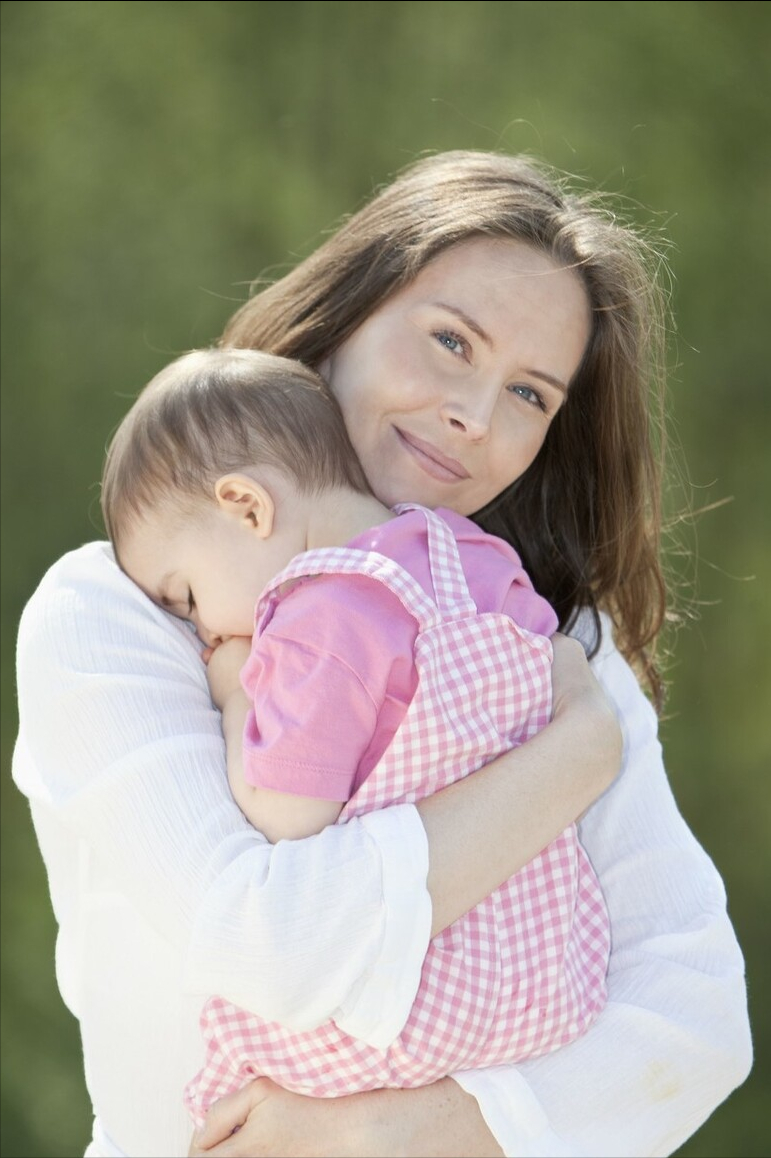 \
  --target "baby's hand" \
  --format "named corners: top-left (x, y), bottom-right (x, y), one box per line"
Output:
top-left (205, 637), bottom-right (252, 711)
